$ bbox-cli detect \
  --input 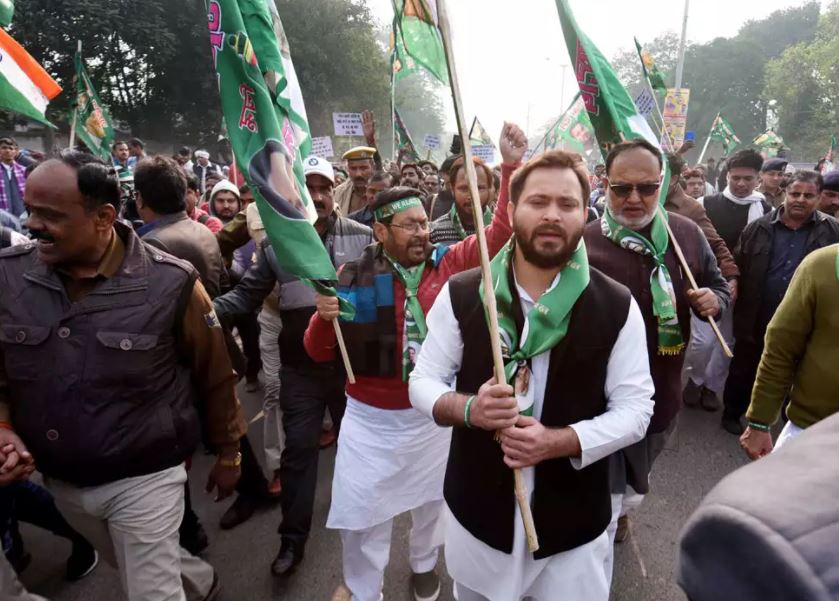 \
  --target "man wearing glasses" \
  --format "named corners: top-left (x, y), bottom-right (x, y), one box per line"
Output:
top-left (583, 138), bottom-right (730, 548)
top-left (304, 124), bottom-right (526, 601)
top-left (724, 170), bottom-right (839, 446)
